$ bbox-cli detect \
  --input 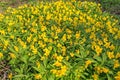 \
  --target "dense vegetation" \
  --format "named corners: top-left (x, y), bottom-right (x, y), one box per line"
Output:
top-left (0, 0), bottom-right (120, 80)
